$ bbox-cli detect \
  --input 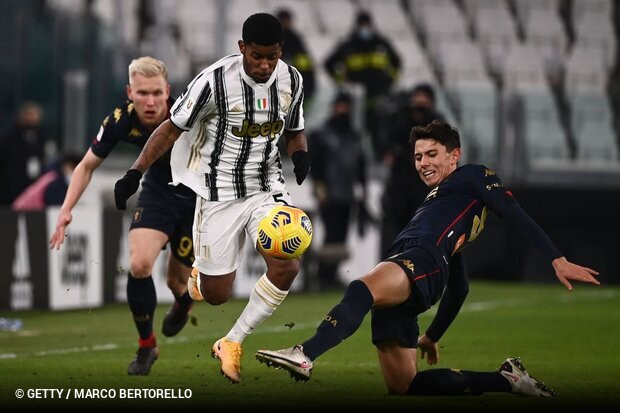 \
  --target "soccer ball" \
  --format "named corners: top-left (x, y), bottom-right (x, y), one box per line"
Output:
top-left (258, 205), bottom-right (313, 259)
